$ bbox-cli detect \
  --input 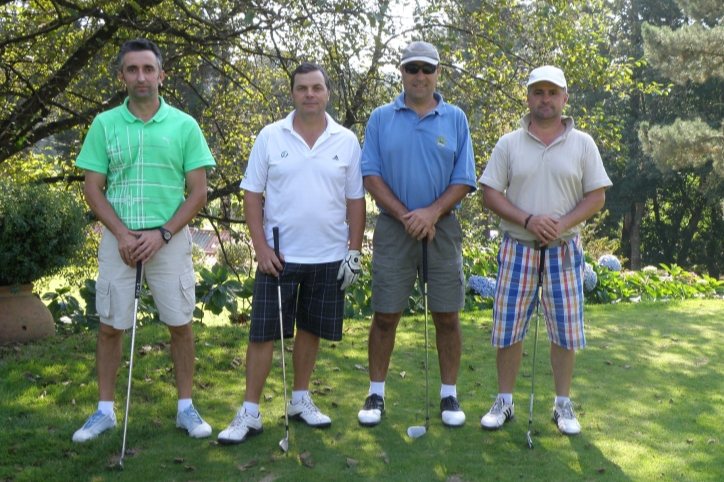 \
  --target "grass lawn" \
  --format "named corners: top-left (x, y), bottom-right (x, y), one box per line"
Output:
top-left (1, 299), bottom-right (722, 481)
